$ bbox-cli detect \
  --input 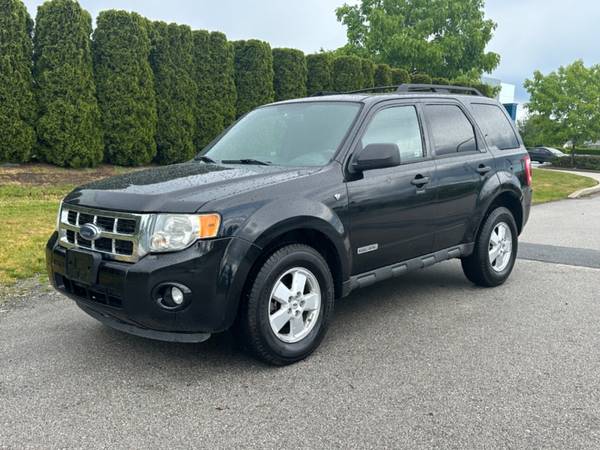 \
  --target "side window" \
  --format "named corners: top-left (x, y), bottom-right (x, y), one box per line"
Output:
top-left (471, 103), bottom-right (519, 150)
top-left (361, 106), bottom-right (424, 163)
top-left (424, 104), bottom-right (478, 156)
